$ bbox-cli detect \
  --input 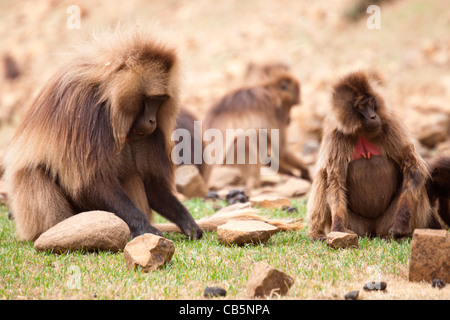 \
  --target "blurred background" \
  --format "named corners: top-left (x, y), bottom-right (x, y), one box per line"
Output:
top-left (0, 0), bottom-right (449, 169)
